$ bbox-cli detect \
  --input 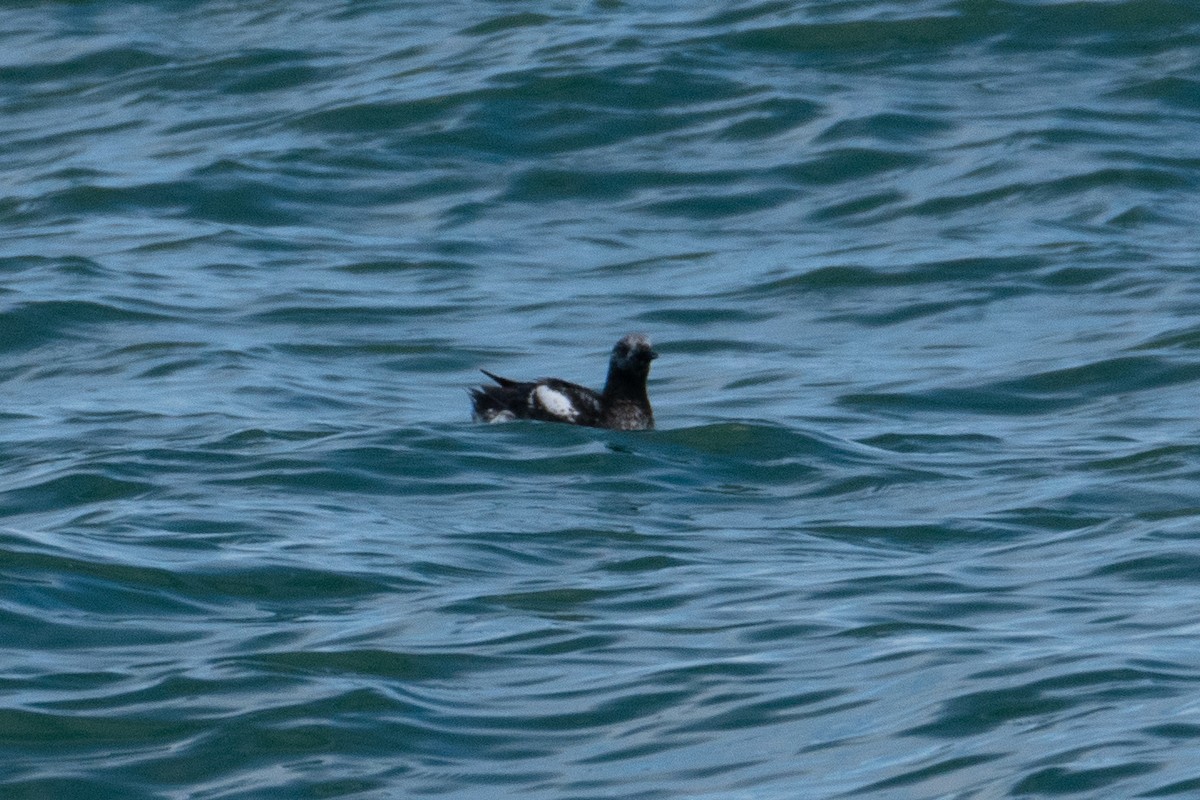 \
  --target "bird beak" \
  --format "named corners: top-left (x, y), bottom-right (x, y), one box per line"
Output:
top-left (649, 349), bottom-right (659, 360)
